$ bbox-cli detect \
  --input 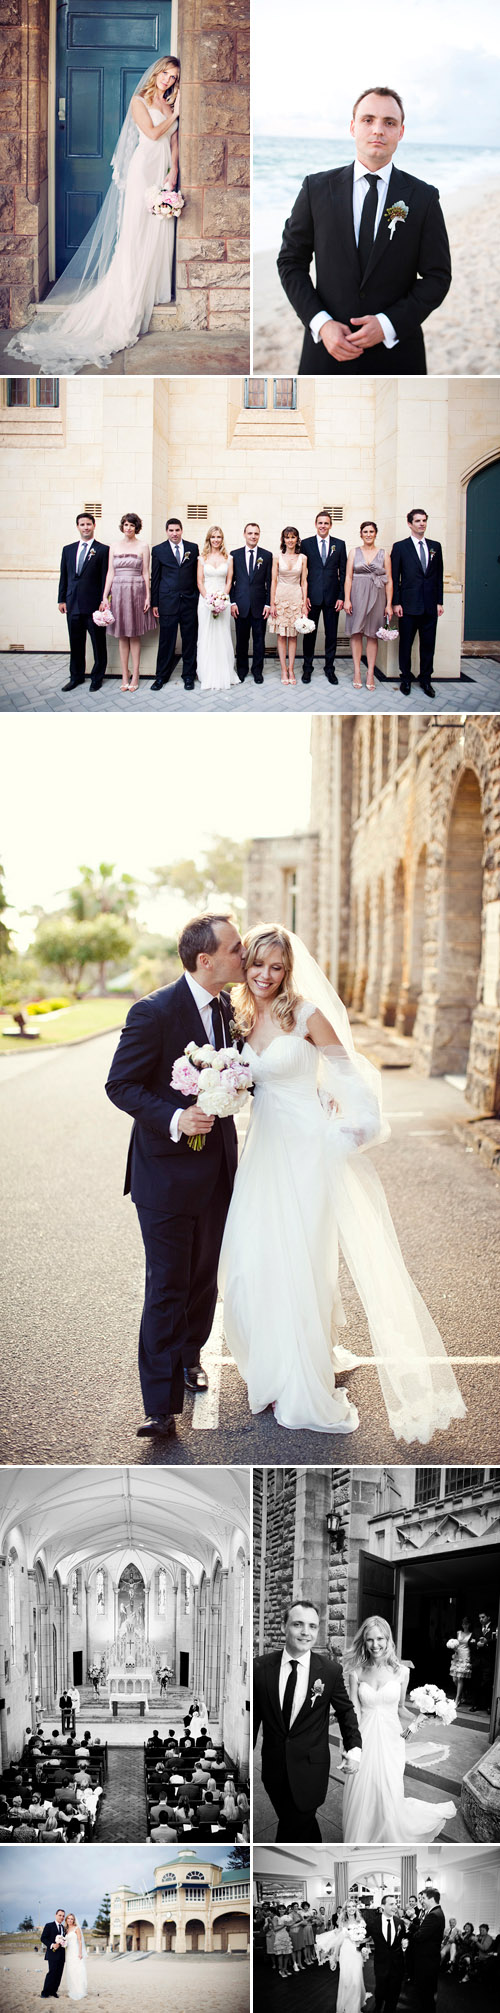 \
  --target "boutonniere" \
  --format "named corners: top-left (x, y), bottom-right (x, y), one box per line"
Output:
top-left (385, 200), bottom-right (409, 240)
top-left (429, 548), bottom-right (436, 561)
top-left (256, 556), bottom-right (263, 568)
top-left (182, 550), bottom-right (192, 562)
top-left (310, 1678), bottom-right (325, 1708)
top-left (88, 548), bottom-right (95, 560)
